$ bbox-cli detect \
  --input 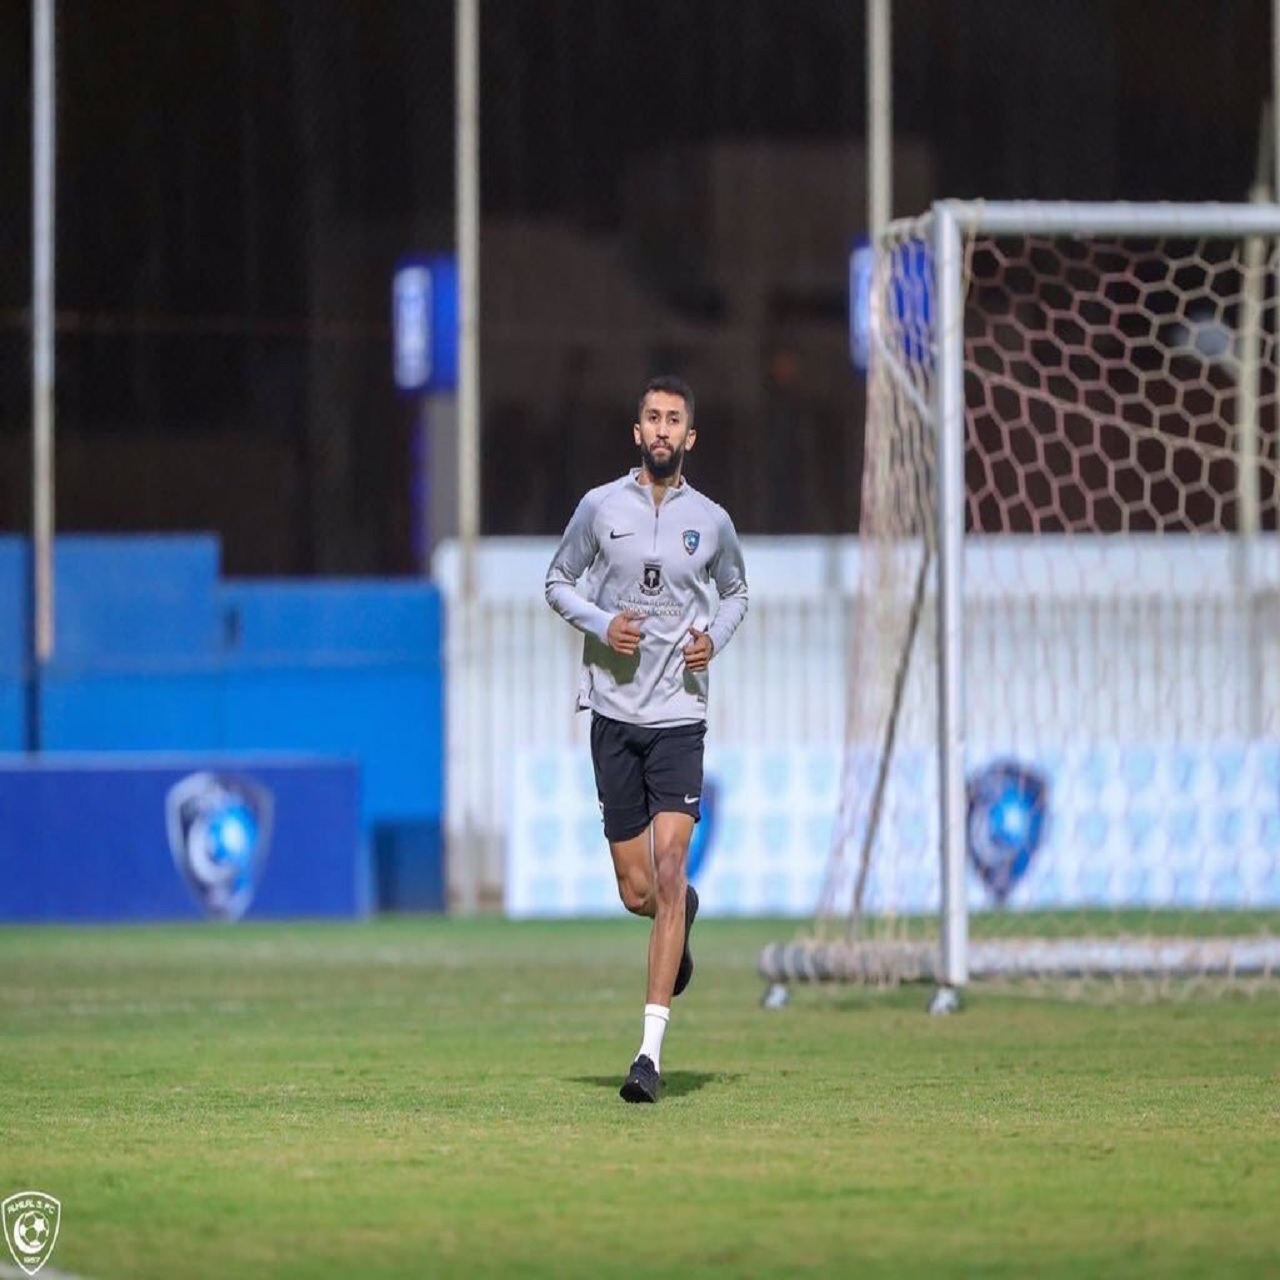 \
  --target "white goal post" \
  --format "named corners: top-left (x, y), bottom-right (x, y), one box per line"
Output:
top-left (761, 201), bottom-right (1280, 1001)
